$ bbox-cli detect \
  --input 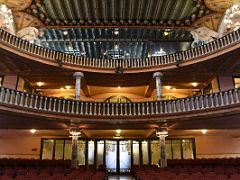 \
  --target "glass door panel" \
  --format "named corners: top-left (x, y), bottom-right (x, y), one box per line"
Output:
top-left (78, 140), bottom-right (86, 165)
top-left (64, 140), bottom-right (72, 160)
top-left (151, 140), bottom-right (160, 165)
top-left (182, 139), bottom-right (194, 159)
top-left (132, 141), bottom-right (140, 165)
top-left (119, 140), bottom-right (131, 172)
top-left (54, 140), bottom-right (64, 160)
top-left (105, 140), bottom-right (117, 172)
top-left (42, 140), bottom-right (54, 159)
top-left (88, 140), bottom-right (95, 165)
top-left (97, 140), bottom-right (104, 167)
top-left (172, 140), bottom-right (182, 159)
top-left (166, 140), bottom-right (172, 159)
top-left (142, 141), bottom-right (149, 165)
